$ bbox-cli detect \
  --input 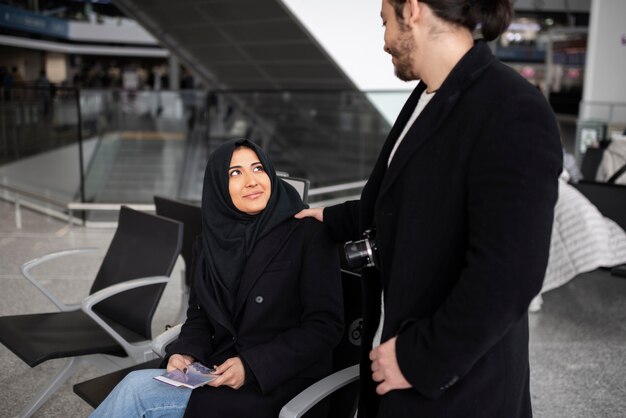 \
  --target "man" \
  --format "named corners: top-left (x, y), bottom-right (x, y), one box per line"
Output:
top-left (296, 0), bottom-right (562, 416)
